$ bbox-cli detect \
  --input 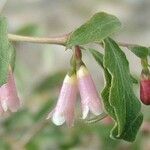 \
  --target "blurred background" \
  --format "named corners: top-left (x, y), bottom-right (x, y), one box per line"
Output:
top-left (0, 0), bottom-right (150, 149)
